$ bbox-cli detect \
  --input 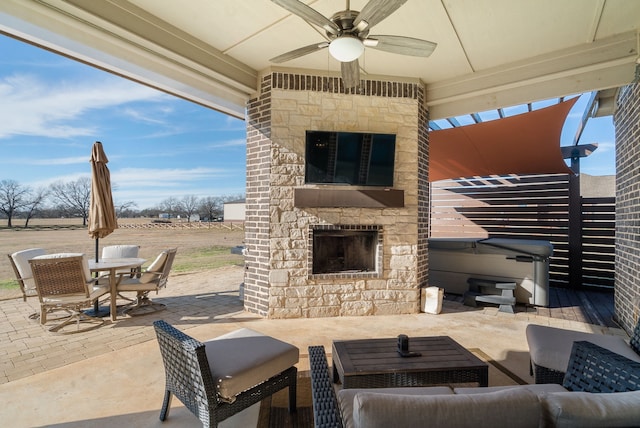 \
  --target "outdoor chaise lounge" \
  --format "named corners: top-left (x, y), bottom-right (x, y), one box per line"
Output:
top-left (308, 342), bottom-right (640, 428)
top-left (153, 320), bottom-right (299, 427)
top-left (526, 318), bottom-right (640, 384)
